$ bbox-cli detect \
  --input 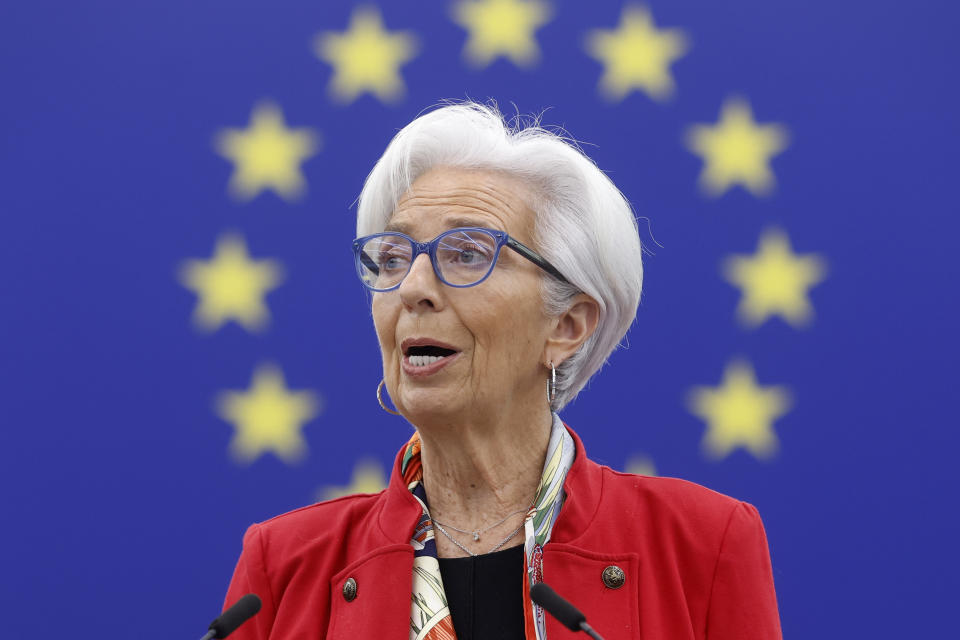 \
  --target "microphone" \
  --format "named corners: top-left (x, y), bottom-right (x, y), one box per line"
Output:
top-left (200, 593), bottom-right (262, 640)
top-left (530, 583), bottom-right (605, 640)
